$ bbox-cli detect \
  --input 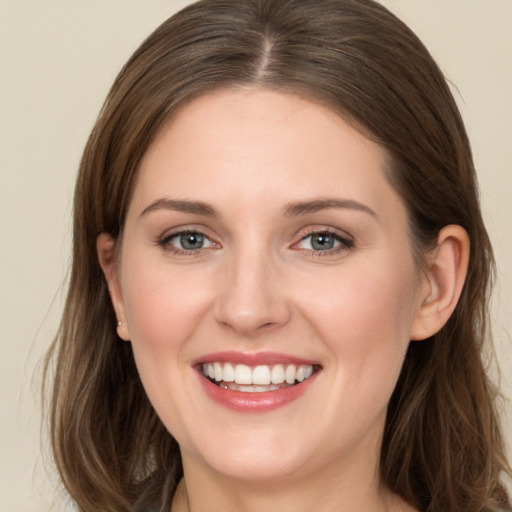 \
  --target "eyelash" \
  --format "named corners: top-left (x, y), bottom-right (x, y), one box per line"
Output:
top-left (156, 228), bottom-right (354, 256)
top-left (294, 229), bottom-right (354, 256)
top-left (157, 229), bottom-right (217, 256)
